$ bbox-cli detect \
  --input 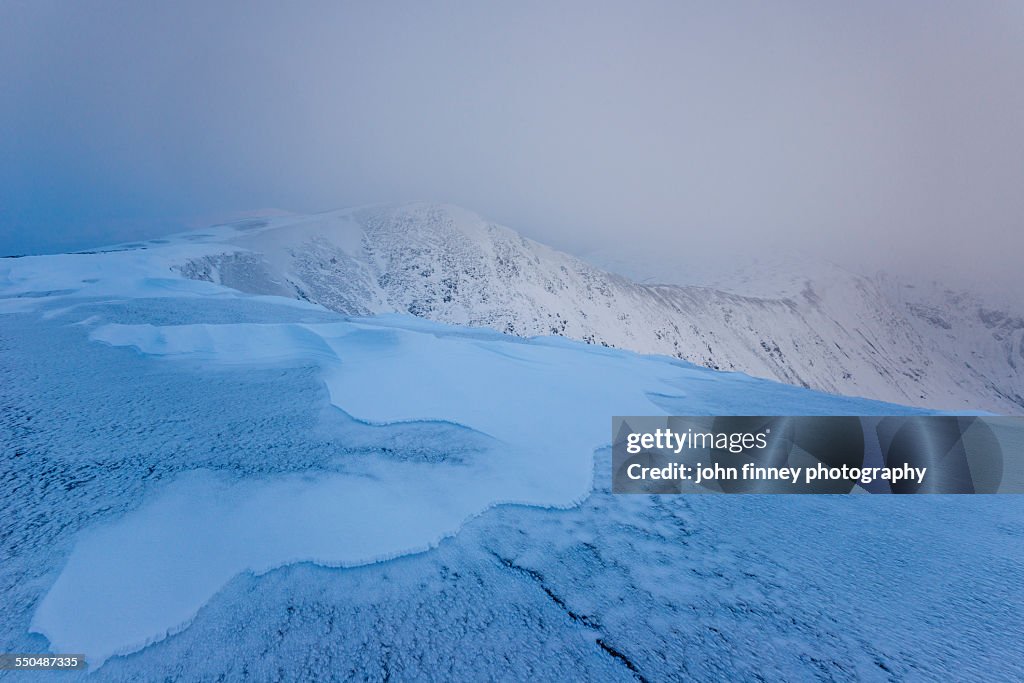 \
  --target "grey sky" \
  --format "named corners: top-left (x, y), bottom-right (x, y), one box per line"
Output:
top-left (2, 1), bottom-right (1021, 288)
